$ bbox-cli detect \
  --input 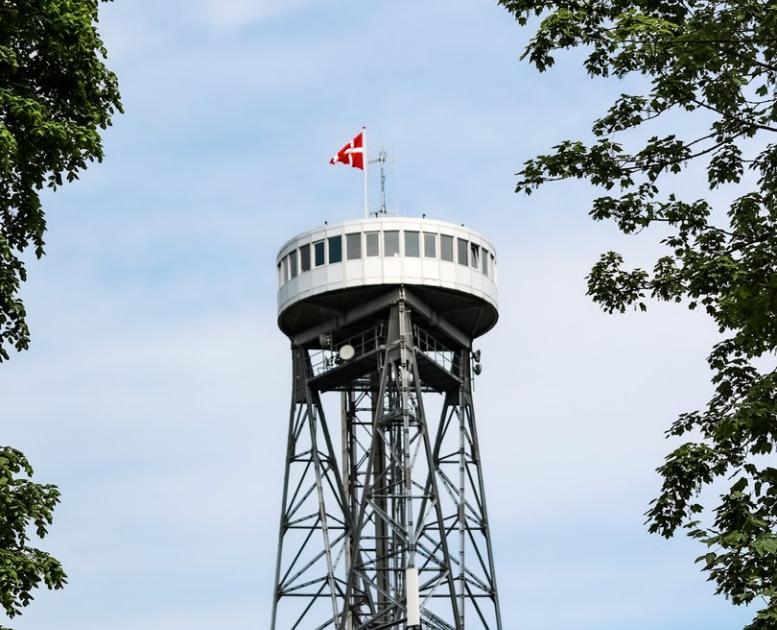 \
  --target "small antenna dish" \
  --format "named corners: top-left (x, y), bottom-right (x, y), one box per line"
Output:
top-left (473, 363), bottom-right (483, 376)
top-left (339, 344), bottom-right (355, 361)
top-left (472, 349), bottom-right (481, 363)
